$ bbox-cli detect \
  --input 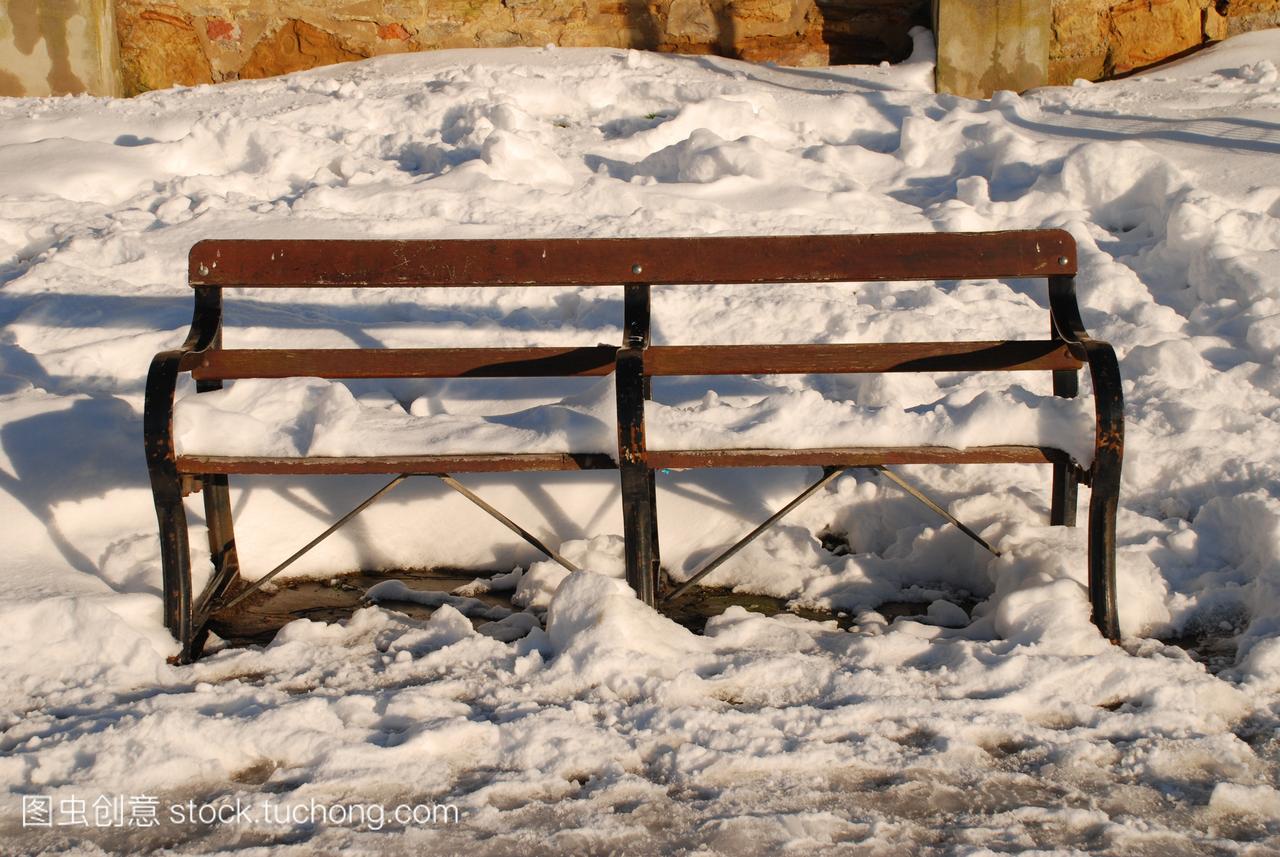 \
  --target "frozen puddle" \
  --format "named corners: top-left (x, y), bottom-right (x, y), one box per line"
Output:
top-left (206, 566), bottom-right (983, 648)
top-left (212, 566), bottom-right (1237, 676)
